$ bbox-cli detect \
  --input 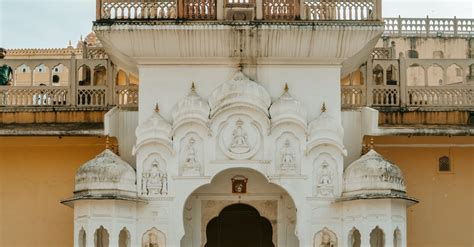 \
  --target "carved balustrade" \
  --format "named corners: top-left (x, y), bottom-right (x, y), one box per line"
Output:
top-left (341, 86), bottom-right (365, 108)
top-left (95, 0), bottom-right (381, 21)
top-left (384, 17), bottom-right (474, 37)
top-left (0, 58), bottom-right (138, 108)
